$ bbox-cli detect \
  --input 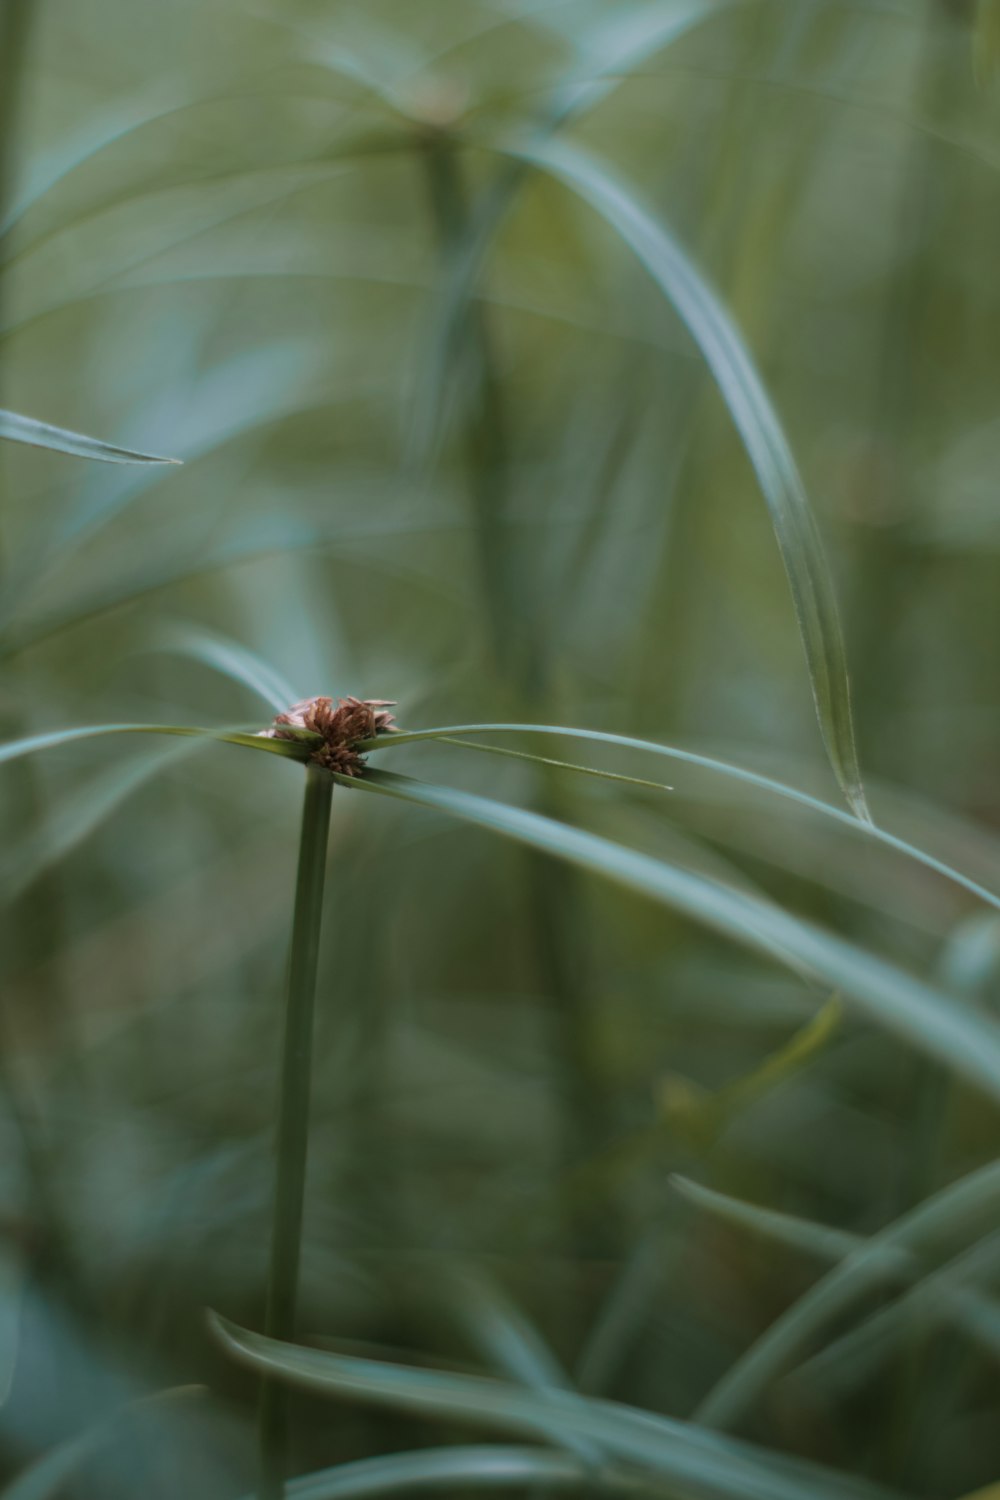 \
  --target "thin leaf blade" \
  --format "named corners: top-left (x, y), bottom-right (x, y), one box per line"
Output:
top-left (0, 409), bottom-right (180, 465)
top-left (362, 721), bottom-right (1000, 916)
top-left (343, 766), bottom-right (1000, 1103)
top-left (0, 722), bottom-right (309, 771)
top-left (495, 135), bottom-right (867, 820)
top-left (212, 1316), bottom-right (890, 1500)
